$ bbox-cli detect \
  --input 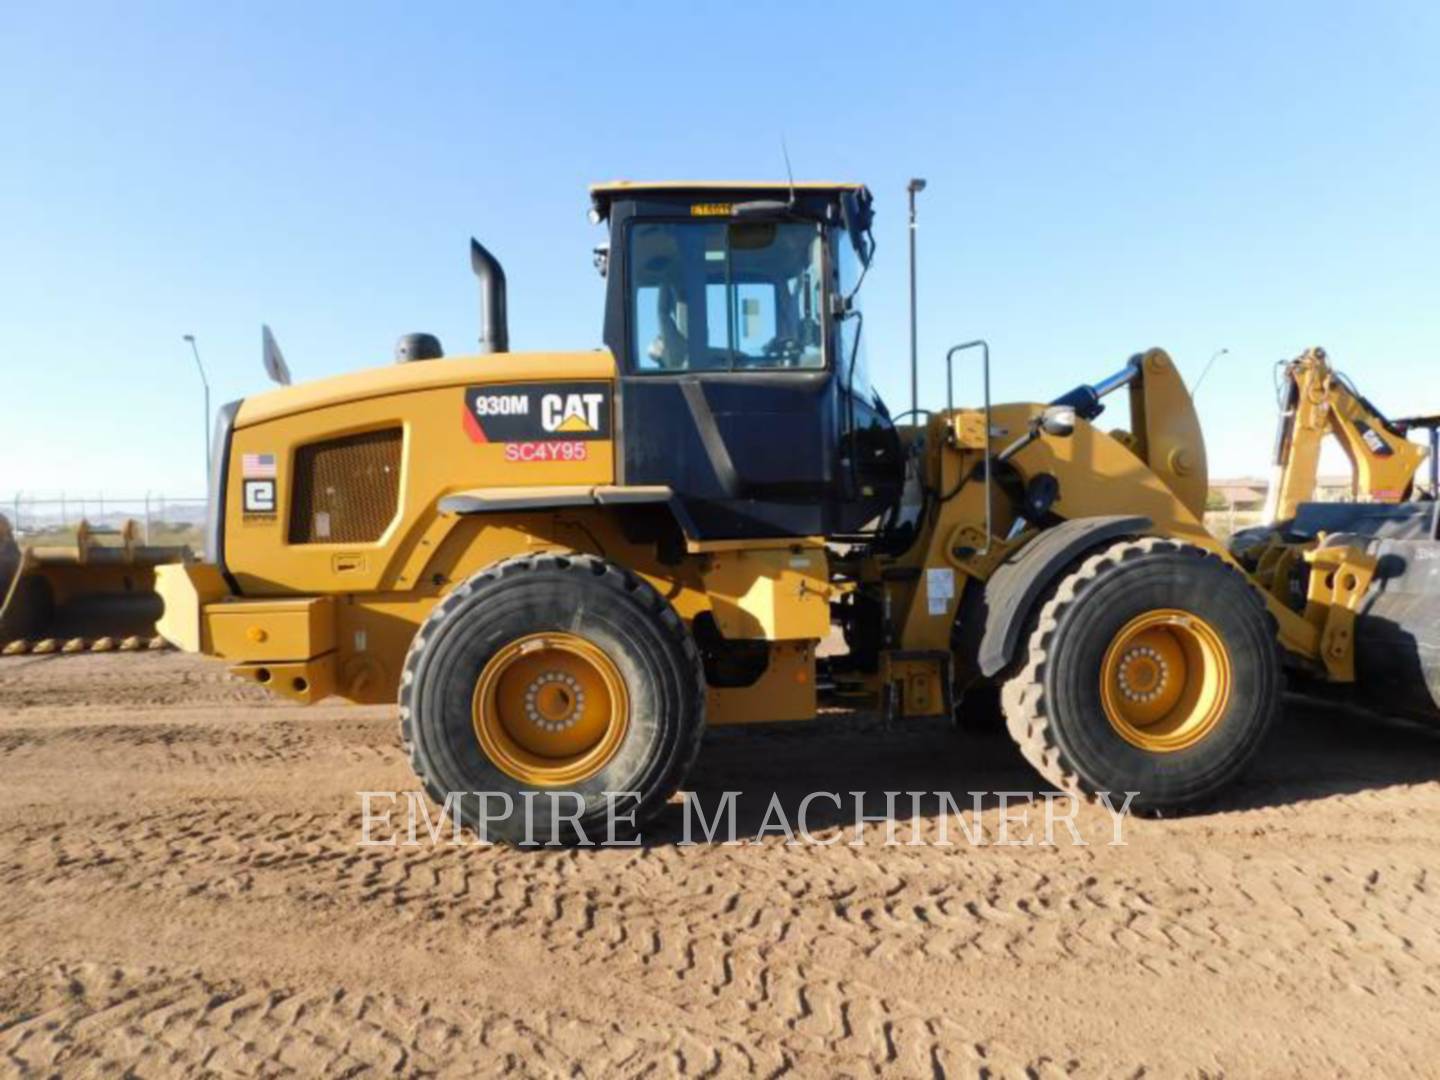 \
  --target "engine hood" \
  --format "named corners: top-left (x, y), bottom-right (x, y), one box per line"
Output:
top-left (236, 351), bottom-right (618, 429)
